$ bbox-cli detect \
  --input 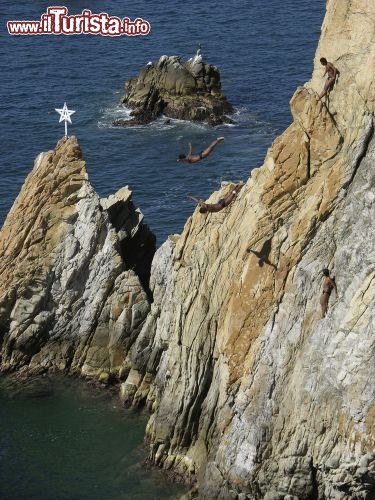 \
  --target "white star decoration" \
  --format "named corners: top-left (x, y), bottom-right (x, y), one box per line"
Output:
top-left (55, 102), bottom-right (75, 136)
